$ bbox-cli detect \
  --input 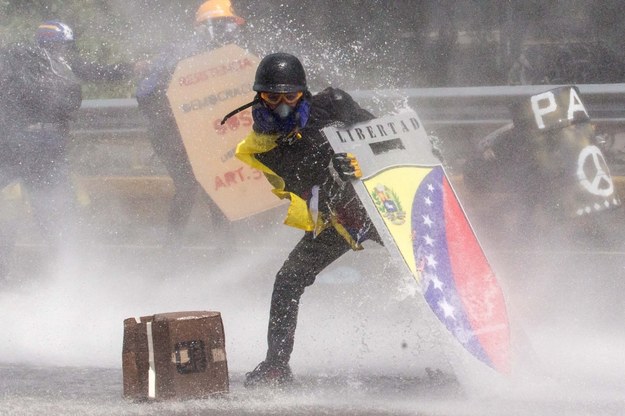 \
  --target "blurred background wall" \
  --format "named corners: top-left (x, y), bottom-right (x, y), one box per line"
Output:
top-left (1, 0), bottom-right (624, 97)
